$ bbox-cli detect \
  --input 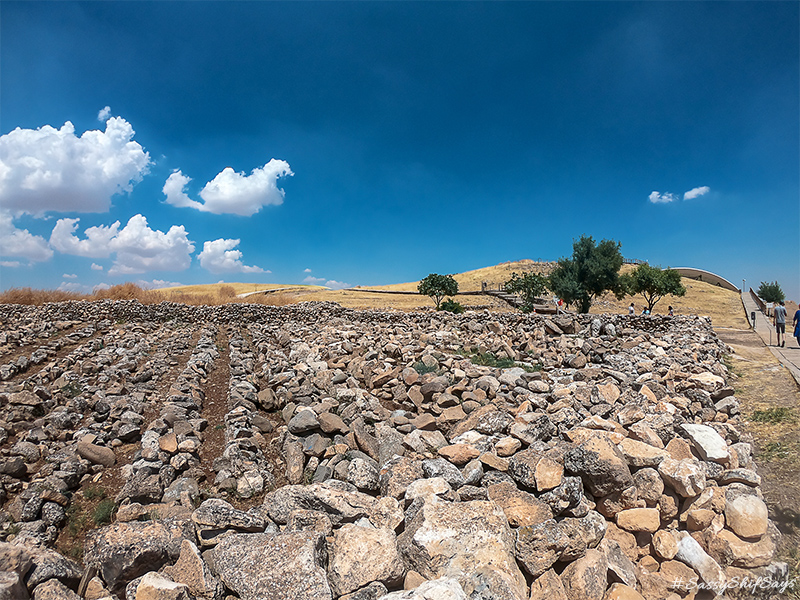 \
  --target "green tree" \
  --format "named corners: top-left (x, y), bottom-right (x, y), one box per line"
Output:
top-left (757, 281), bottom-right (785, 304)
top-left (418, 273), bottom-right (458, 310)
top-left (504, 272), bottom-right (548, 313)
top-left (620, 264), bottom-right (686, 312)
top-left (548, 235), bottom-right (625, 313)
